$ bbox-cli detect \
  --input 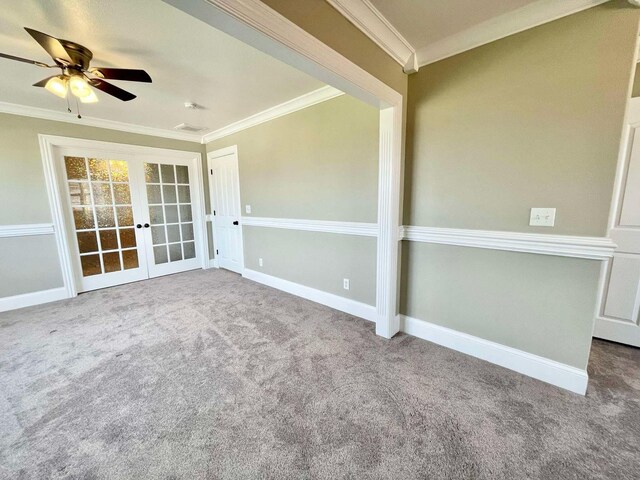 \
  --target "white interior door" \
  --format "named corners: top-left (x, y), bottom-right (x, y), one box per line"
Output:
top-left (138, 158), bottom-right (203, 277)
top-left (57, 145), bottom-right (205, 292)
top-left (209, 147), bottom-right (244, 274)
top-left (594, 97), bottom-right (640, 346)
